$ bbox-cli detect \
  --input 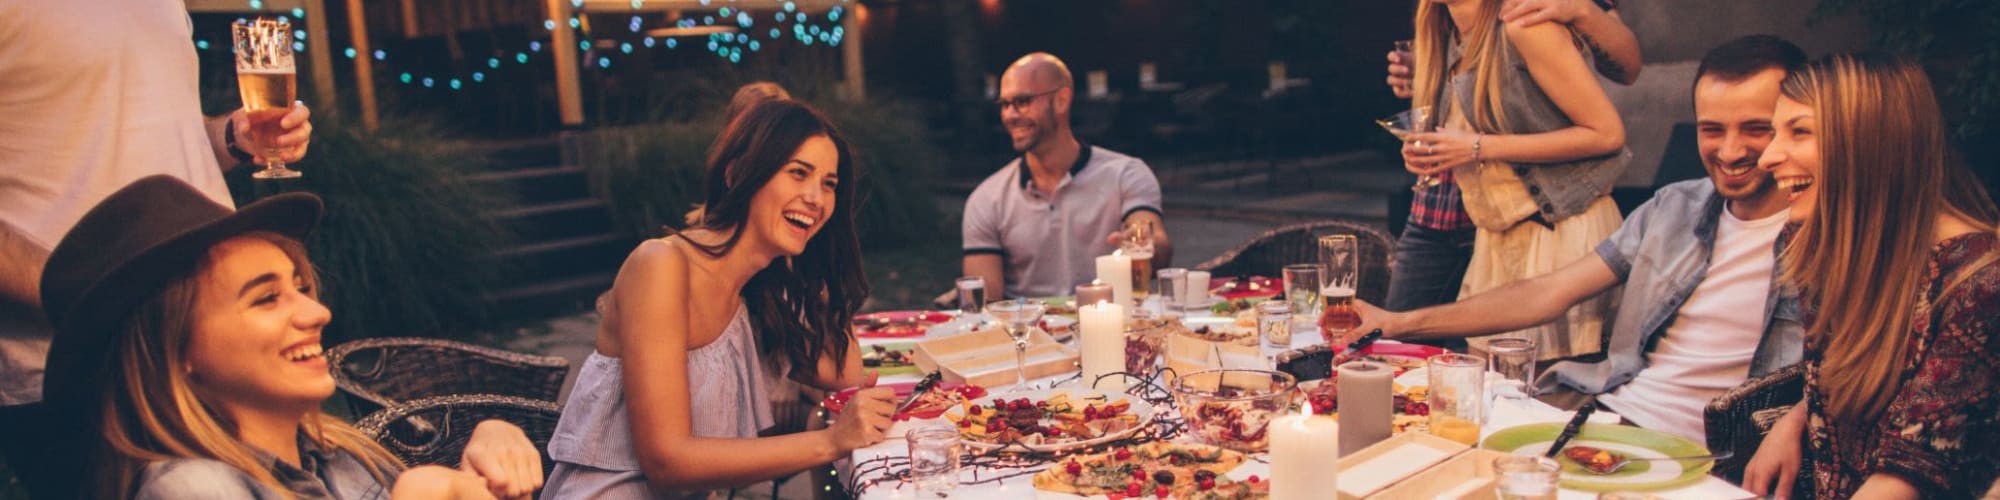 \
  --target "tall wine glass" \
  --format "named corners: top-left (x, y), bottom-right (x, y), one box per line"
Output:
top-left (987, 299), bottom-right (1046, 392)
top-left (233, 18), bottom-right (301, 179)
